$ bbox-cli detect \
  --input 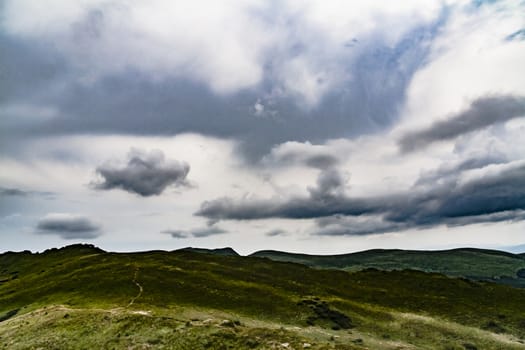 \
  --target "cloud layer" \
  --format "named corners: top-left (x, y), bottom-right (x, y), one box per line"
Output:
top-left (2, 0), bottom-right (442, 102)
top-left (197, 161), bottom-right (525, 235)
top-left (0, 0), bottom-right (451, 161)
